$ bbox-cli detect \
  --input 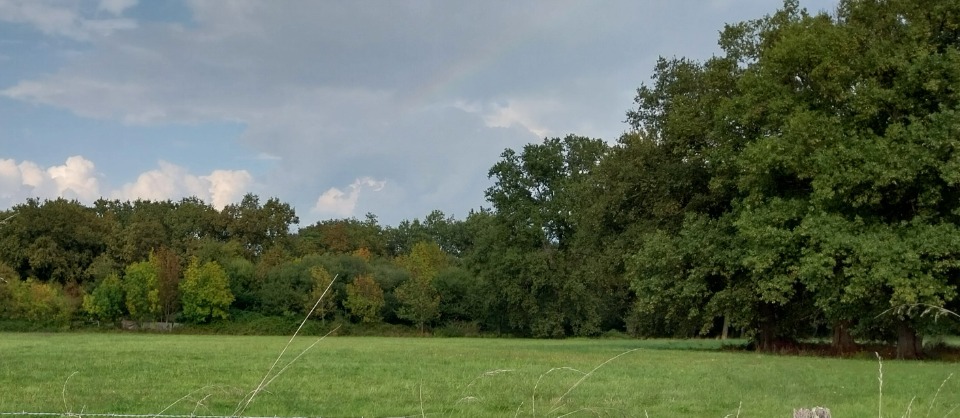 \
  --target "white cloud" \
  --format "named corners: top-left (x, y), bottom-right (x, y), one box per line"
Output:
top-left (113, 160), bottom-right (252, 210)
top-left (0, 159), bottom-right (24, 198)
top-left (0, 0), bottom-right (137, 40)
top-left (47, 155), bottom-right (101, 201)
top-left (0, 156), bottom-right (99, 202)
top-left (203, 170), bottom-right (253, 210)
top-left (313, 177), bottom-right (386, 218)
top-left (17, 161), bottom-right (46, 189)
top-left (0, 156), bottom-right (254, 210)
top-left (113, 161), bottom-right (200, 203)
top-left (480, 99), bottom-right (559, 139)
